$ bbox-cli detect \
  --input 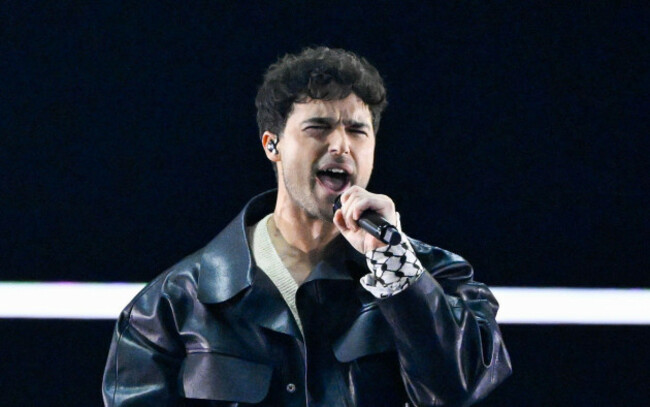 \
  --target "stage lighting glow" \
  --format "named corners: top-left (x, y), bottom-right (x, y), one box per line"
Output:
top-left (0, 282), bottom-right (648, 324)
top-left (492, 287), bottom-right (650, 325)
top-left (0, 282), bottom-right (141, 320)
